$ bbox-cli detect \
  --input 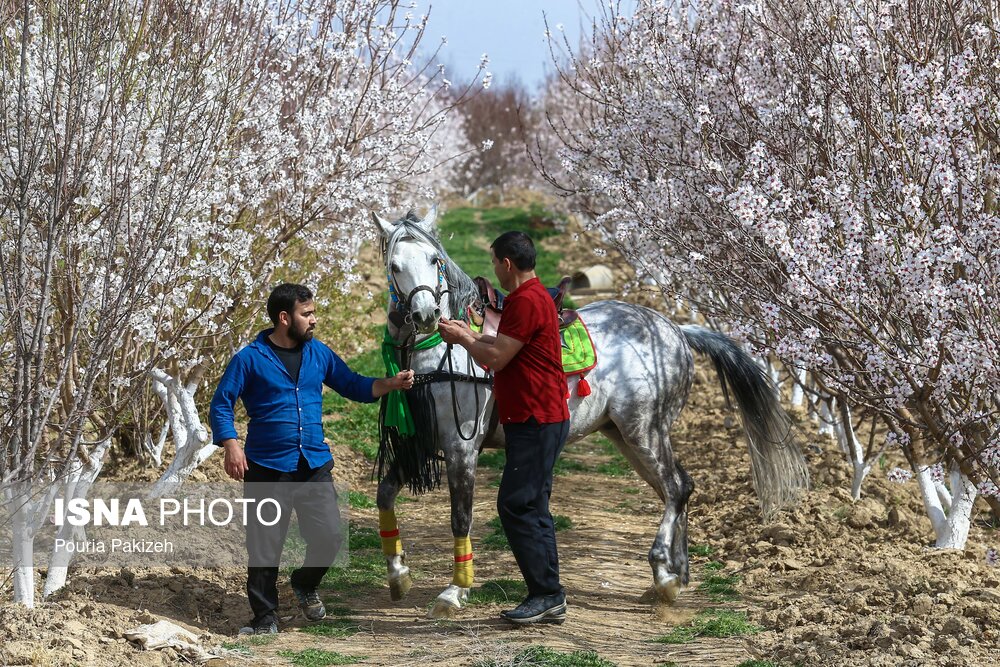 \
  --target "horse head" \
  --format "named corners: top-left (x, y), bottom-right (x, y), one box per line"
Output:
top-left (373, 206), bottom-right (458, 335)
